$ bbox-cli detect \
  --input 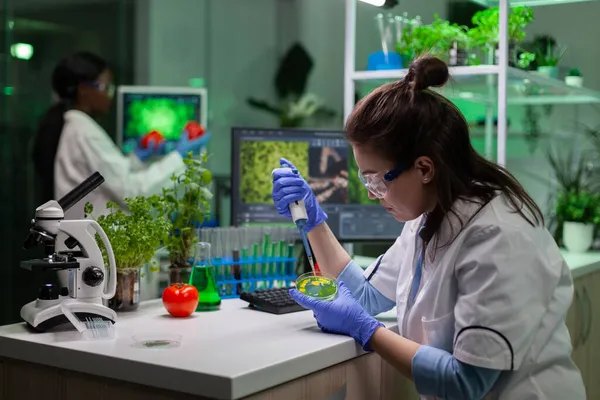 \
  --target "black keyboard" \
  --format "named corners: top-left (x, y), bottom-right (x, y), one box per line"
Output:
top-left (240, 287), bottom-right (307, 315)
